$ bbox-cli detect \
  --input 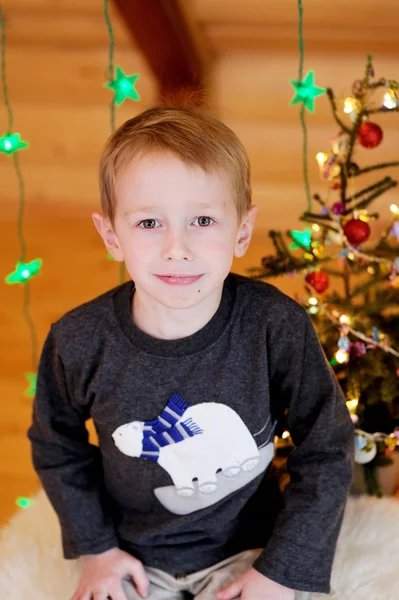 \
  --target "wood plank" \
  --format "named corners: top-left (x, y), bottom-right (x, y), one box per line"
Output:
top-left (1, 48), bottom-right (157, 105)
top-left (2, 0), bottom-right (102, 14)
top-left (1, 10), bottom-right (134, 49)
top-left (206, 23), bottom-right (399, 54)
top-left (193, 0), bottom-right (399, 29)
